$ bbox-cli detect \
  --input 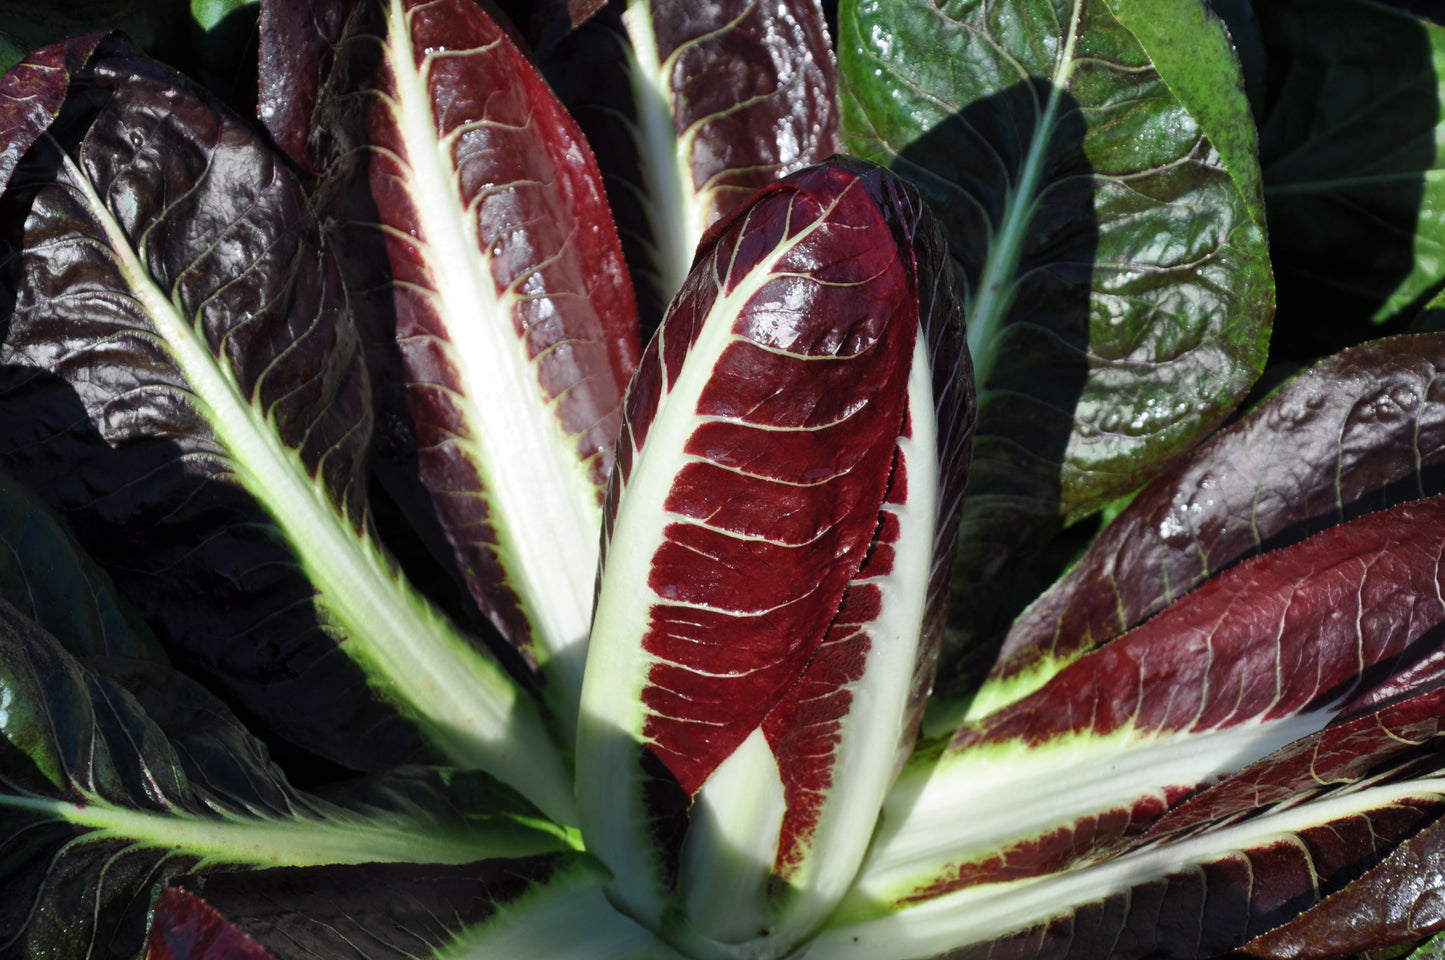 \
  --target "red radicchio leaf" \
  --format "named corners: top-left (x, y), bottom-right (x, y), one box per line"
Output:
top-left (0, 33), bottom-right (105, 193)
top-left (602, 162), bottom-right (918, 795)
top-left (579, 157), bottom-right (969, 946)
top-left (859, 496), bottom-right (1445, 908)
top-left (147, 889), bottom-right (278, 960)
top-left (360, 0), bottom-right (640, 710)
